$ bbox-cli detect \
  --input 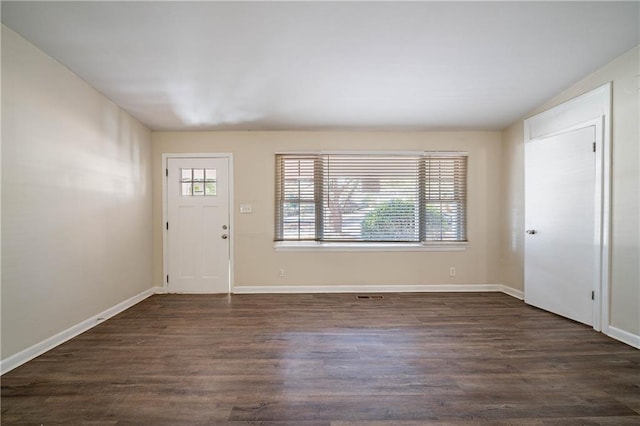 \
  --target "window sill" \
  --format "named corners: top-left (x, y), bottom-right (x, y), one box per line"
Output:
top-left (274, 241), bottom-right (469, 252)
